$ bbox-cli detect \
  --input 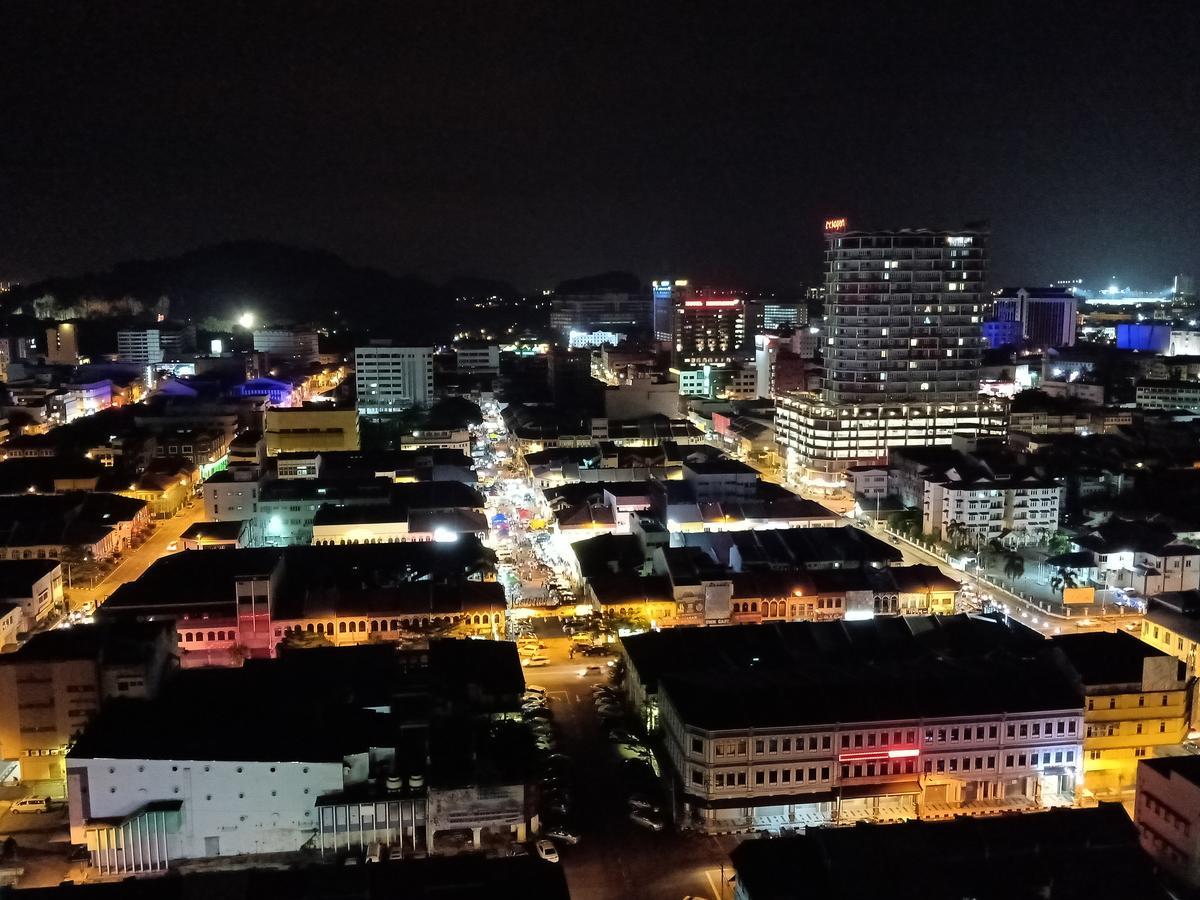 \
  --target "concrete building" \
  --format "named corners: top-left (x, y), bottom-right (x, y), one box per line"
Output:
top-left (44, 323), bottom-right (81, 366)
top-left (117, 329), bottom-right (164, 365)
top-left (354, 345), bottom-right (434, 416)
top-left (1136, 755), bottom-right (1200, 889)
top-left (0, 621), bottom-right (177, 783)
top-left (399, 429), bottom-right (471, 453)
top-left (550, 289), bottom-right (650, 342)
top-left (651, 279), bottom-right (688, 342)
top-left (252, 328), bottom-right (319, 364)
top-left (672, 293), bottom-right (749, 367)
top-left (923, 472), bottom-right (1062, 546)
top-left (778, 225), bottom-right (992, 481)
top-left (1054, 632), bottom-right (1189, 800)
top-left (263, 406), bottom-right (360, 456)
top-left (989, 286), bottom-right (1078, 349)
top-left (66, 642), bottom-right (530, 875)
top-left (202, 470), bottom-right (261, 522)
top-left (602, 377), bottom-right (680, 420)
top-left (0, 558), bottom-right (65, 624)
top-left (452, 340), bottom-right (500, 374)
top-left (1136, 379), bottom-right (1200, 413)
top-left (620, 618), bottom-right (1083, 833)
top-left (675, 364), bottom-right (757, 400)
